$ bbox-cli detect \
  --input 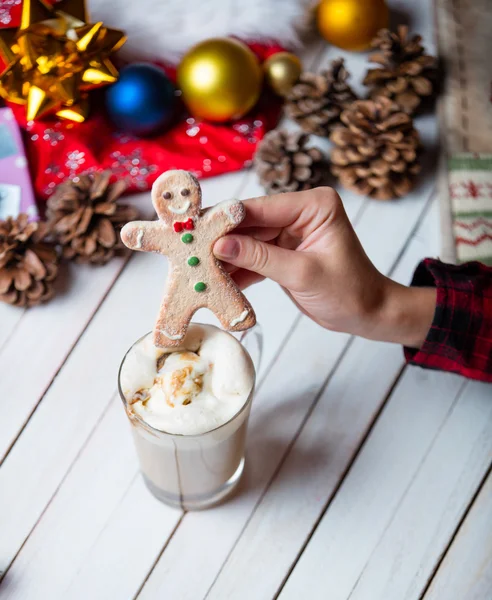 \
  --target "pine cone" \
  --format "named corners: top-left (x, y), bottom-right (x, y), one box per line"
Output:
top-left (0, 215), bottom-right (58, 307)
top-left (254, 129), bottom-right (326, 194)
top-left (47, 171), bottom-right (139, 265)
top-left (363, 26), bottom-right (438, 115)
top-left (285, 58), bottom-right (357, 136)
top-left (330, 97), bottom-right (421, 200)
